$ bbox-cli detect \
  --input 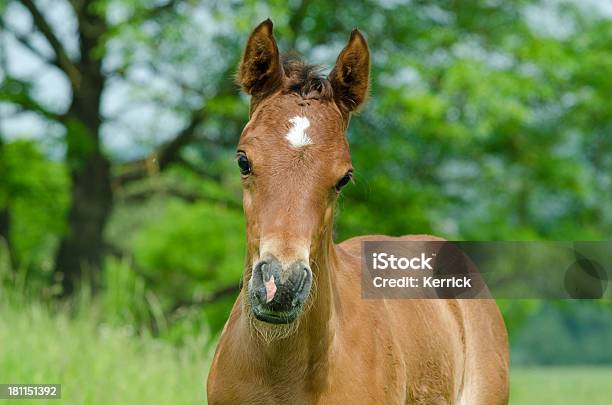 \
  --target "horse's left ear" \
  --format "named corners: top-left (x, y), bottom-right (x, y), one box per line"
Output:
top-left (237, 19), bottom-right (284, 97)
top-left (329, 29), bottom-right (370, 112)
